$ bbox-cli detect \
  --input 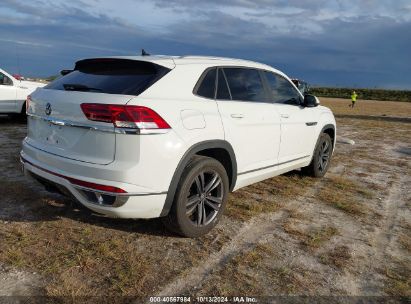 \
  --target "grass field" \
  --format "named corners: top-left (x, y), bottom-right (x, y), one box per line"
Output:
top-left (311, 87), bottom-right (411, 102)
top-left (320, 97), bottom-right (411, 117)
top-left (0, 100), bottom-right (410, 298)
